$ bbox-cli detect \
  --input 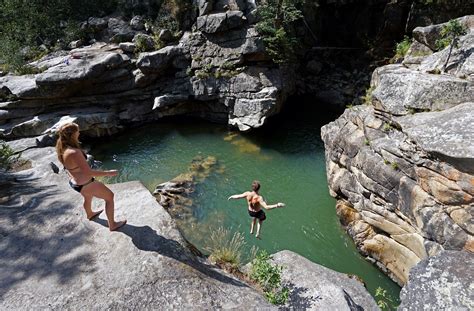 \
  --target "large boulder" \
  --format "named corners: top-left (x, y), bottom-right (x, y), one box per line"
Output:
top-left (136, 46), bottom-right (184, 74)
top-left (270, 251), bottom-right (379, 310)
top-left (399, 250), bottom-right (474, 310)
top-left (196, 11), bottom-right (246, 34)
top-left (371, 65), bottom-right (473, 115)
